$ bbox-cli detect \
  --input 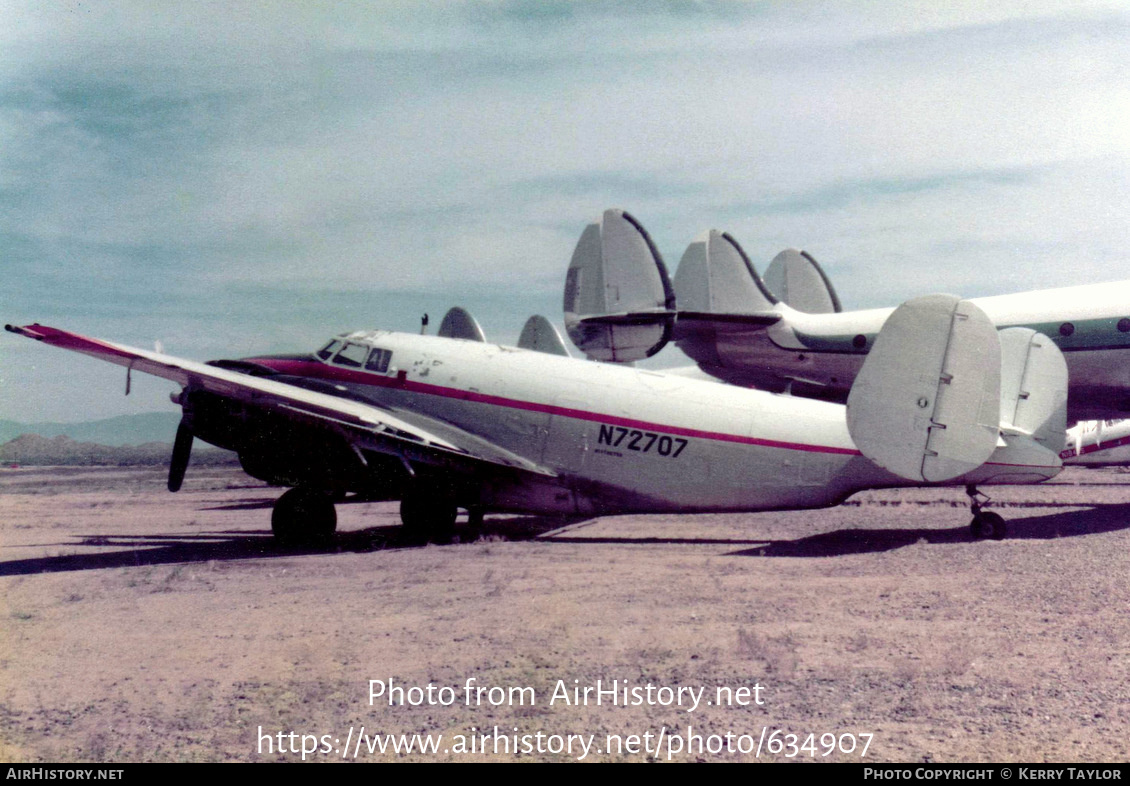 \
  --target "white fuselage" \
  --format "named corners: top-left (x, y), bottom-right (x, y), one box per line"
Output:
top-left (260, 332), bottom-right (1061, 516)
top-left (688, 280), bottom-right (1130, 421)
top-left (1063, 419), bottom-right (1130, 465)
